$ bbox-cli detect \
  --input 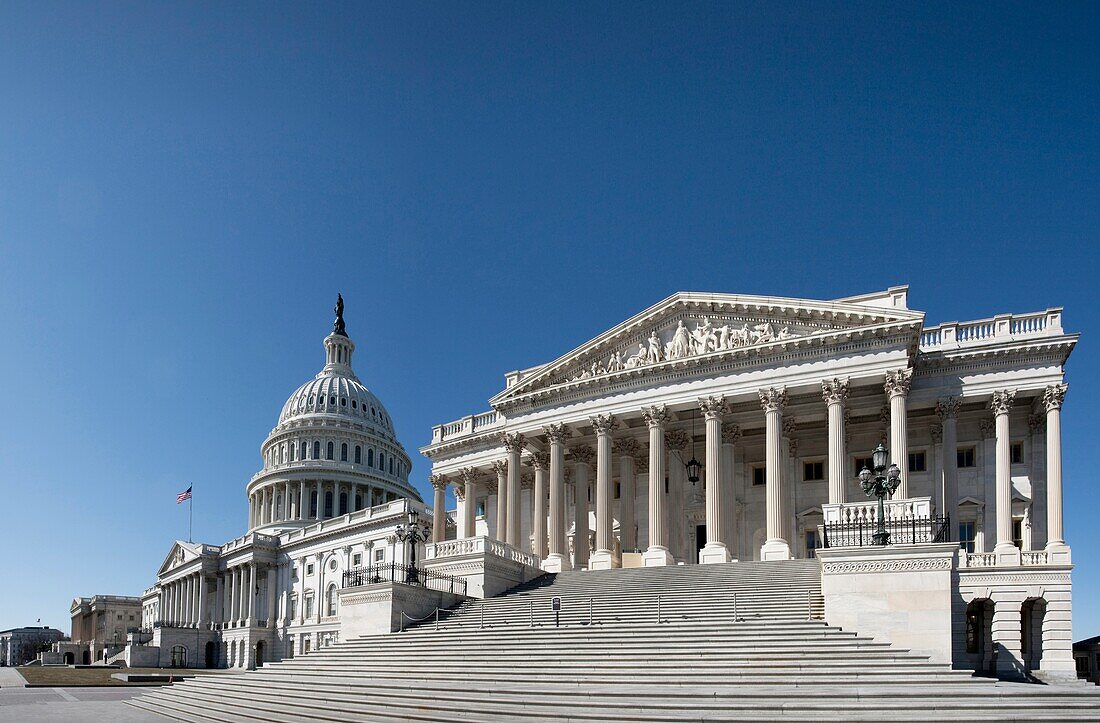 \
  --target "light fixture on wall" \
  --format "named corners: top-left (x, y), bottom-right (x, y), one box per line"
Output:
top-left (685, 409), bottom-right (702, 484)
